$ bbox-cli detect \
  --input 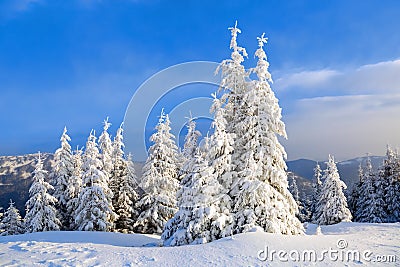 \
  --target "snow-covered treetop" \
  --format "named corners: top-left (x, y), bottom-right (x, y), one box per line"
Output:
top-left (228, 21), bottom-right (240, 51)
top-left (252, 33), bottom-right (272, 83)
top-left (182, 115), bottom-right (201, 159)
top-left (358, 163), bottom-right (363, 182)
top-left (113, 123), bottom-right (125, 159)
top-left (365, 156), bottom-right (373, 175)
top-left (324, 155), bottom-right (347, 189)
top-left (35, 152), bottom-right (45, 173)
top-left (256, 33), bottom-right (268, 48)
top-left (227, 21), bottom-right (247, 64)
top-left (314, 163), bottom-right (322, 185)
top-left (60, 127), bottom-right (71, 146)
top-left (103, 117), bottom-right (111, 132)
